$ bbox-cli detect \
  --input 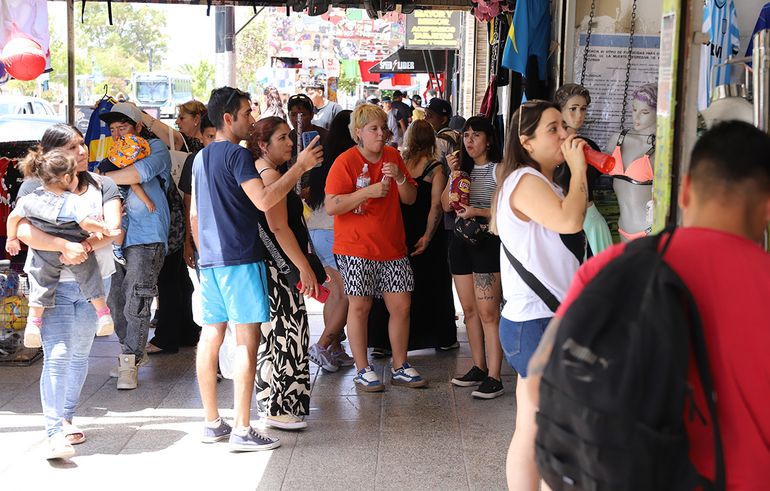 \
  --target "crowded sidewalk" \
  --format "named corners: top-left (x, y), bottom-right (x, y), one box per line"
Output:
top-left (0, 303), bottom-right (516, 490)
